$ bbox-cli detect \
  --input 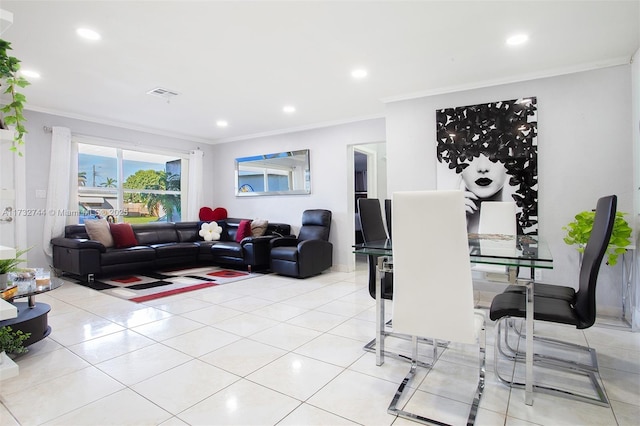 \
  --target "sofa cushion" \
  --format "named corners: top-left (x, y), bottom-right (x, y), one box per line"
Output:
top-left (270, 246), bottom-right (299, 262)
top-left (236, 220), bottom-right (252, 242)
top-left (251, 218), bottom-right (268, 237)
top-left (84, 218), bottom-right (114, 248)
top-left (151, 242), bottom-right (200, 259)
top-left (134, 223), bottom-right (179, 245)
top-left (101, 246), bottom-right (156, 266)
top-left (211, 241), bottom-right (243, 257)
top-left (109, 223), bottom-right (139, 248)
